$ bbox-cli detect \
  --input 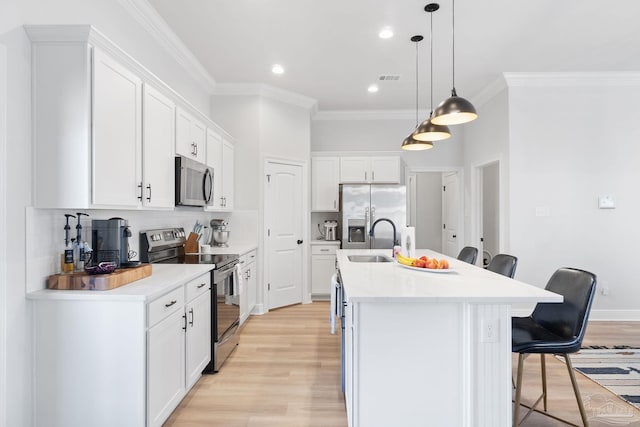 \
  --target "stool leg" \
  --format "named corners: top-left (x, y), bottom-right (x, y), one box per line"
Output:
top-left (541, 354), bottom-right (547, 412)
top-left (563, 355), bottom-right (589, 427)
top-left (514, 353), bottom-right (525, 426)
